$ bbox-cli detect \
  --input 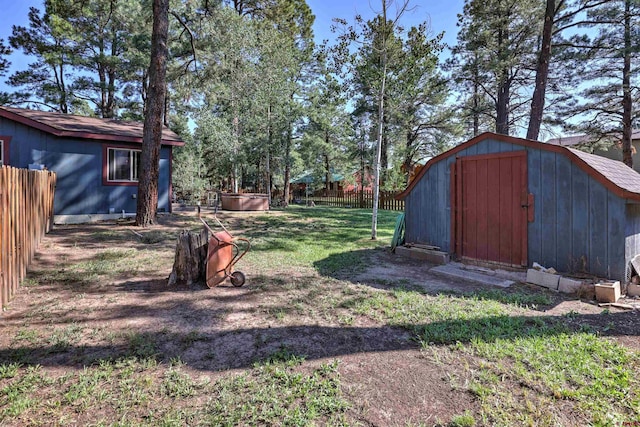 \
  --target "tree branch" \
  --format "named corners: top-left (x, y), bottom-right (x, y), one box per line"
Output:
top-left (170, 10), bottom-right (198, 74)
